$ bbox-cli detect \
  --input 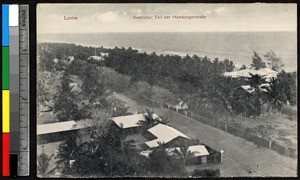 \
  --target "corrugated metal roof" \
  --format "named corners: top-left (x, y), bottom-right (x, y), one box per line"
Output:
top-left (187, 145), bottom-right (210, 156)
top-left (224, 68), bottom-right (278, 78)
top-left (37, 119), bottom-right (94, 135)
top-left (140, 145), bottom-right (209, 158)
top-left (145, 124), bottom-right (191, 148)
top-left (37, 121), bottom-right (77, 135)
top-left (224, 69), bottom-right (256, 78)
top-left (241, 83), bottom-right (270, 93)
top-left (88, 56), bottom-right (104, 61)
top-left (166, 145), bottom-right (209, 157)
top-left (111, 113), bottom-right (146, 129)
top-left (139, 150), bottom-right (153, 158)
top-left (37, 113), bottom-right (147, 135)
top-left (145, 139), bottom-right (163, 148)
